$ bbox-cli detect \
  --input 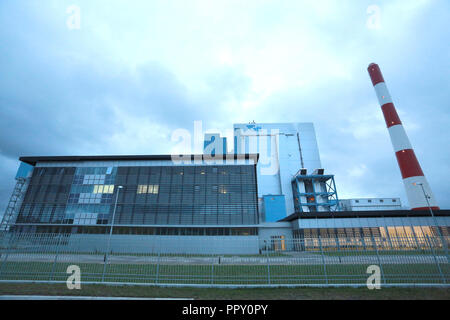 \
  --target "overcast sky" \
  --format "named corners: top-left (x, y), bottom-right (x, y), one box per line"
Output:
top-left (0, 0), bottom-right (449, 218)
